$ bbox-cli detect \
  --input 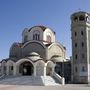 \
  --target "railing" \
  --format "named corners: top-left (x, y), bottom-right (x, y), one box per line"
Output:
top-left (53, 72), bottom-right (65, 85)
top-left (0, 74), bottom-right (6, 79)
